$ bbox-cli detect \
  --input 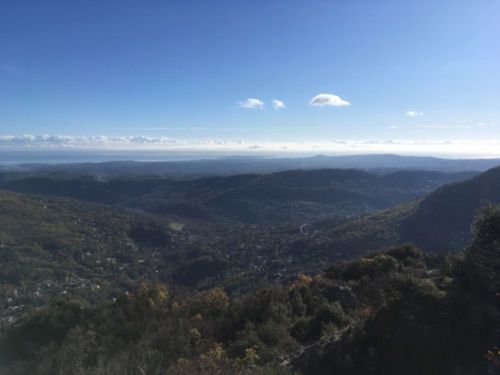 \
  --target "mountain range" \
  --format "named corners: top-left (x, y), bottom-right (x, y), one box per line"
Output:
top-left (3, 154), bottom-right (500, 177)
